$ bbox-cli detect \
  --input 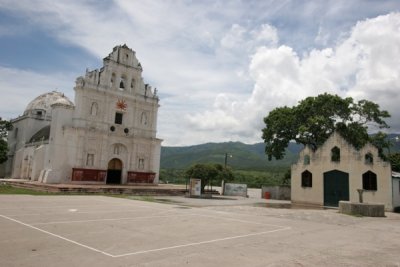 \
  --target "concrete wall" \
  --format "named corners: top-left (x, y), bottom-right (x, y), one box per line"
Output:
top-left (261, 186), bottom-right (291, 200)
top-left (224, 183), bottom-right (247, 197)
